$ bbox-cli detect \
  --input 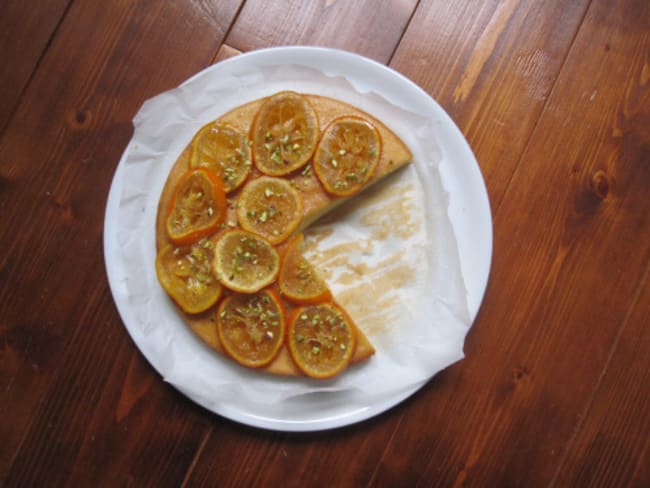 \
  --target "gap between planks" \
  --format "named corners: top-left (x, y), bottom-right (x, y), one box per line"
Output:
top-left (0, 0), bottom-right (74, 139)
top-left (488, 0), bottom-right (593, 217)
top-left (548, 259), bottom-right (650, 487)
